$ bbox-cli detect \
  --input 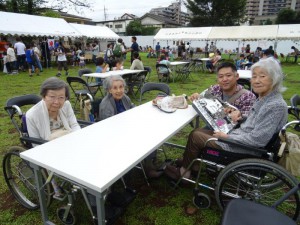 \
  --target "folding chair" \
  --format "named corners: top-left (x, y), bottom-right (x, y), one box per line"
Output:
top-left (237, 78), bottom-right (251, 91)
top-left (125, 70), bottom-right (148, 100)
top-left (156, 63), bottom-right (173, 82)
top-left (78, 68), bottom-right (103, 97)
top-left (175, 62), bottom-right (192, 81)
top-left (66, 76), bottom-right (98, 109)
top-left (139, 82), bottom-right (171, 103)
top-left (221, 183), bottom-right (300, 225)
